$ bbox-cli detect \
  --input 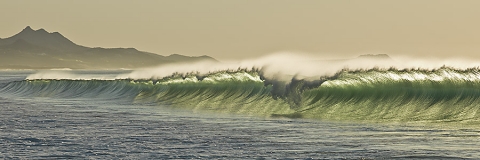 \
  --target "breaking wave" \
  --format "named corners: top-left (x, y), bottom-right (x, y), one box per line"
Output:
top-left (3, 67), bottom-right (480, 124)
